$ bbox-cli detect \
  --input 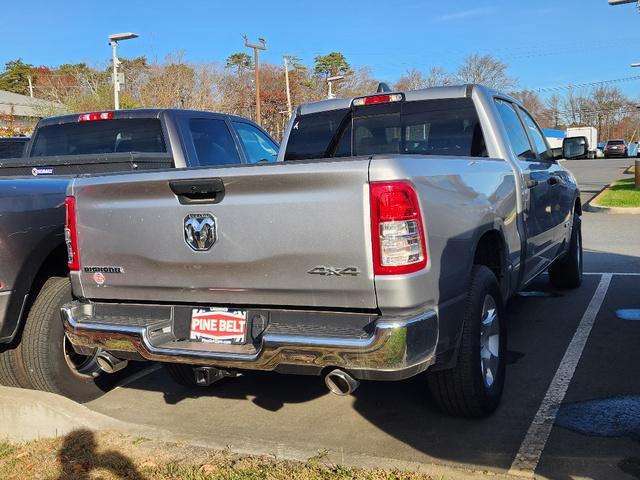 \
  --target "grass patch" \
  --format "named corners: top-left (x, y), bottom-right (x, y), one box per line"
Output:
top-left (594, 178), bottom-right (640, 208)
top-left (0, 442), bottom-right (17, 458)
top-left (0, 430), bottom-right (440, 480)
